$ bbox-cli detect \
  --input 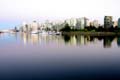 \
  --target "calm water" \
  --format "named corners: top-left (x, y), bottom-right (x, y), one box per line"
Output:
top-left (0, 33), bottom-right (120, 80)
